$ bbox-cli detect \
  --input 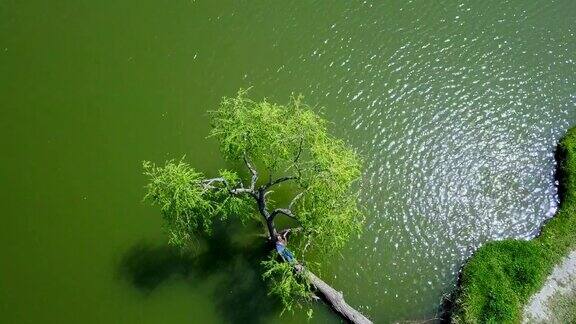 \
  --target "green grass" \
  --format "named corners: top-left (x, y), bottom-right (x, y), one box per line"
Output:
top-left (452, 127), bottom-right (576, 323)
